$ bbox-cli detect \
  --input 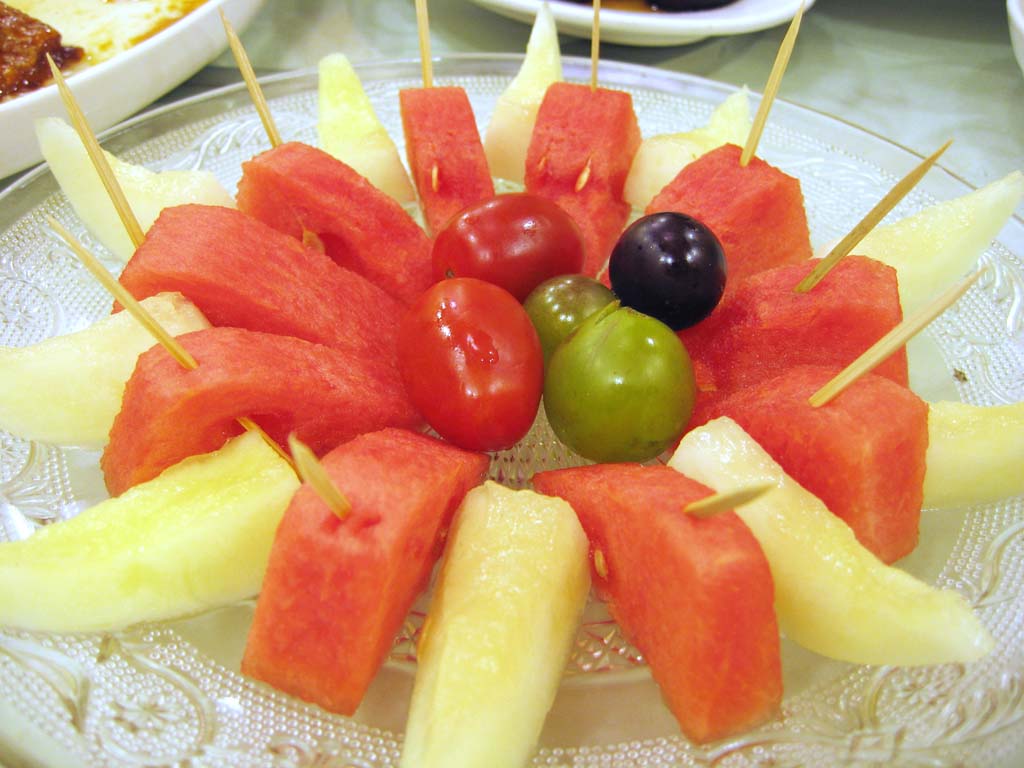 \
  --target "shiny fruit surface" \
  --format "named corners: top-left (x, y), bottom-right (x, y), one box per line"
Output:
top-left (398, 278), bottom-right (544, 452)
top-left (543, 302), bottom-right (696, 462)
top-left (609, 211), bottom-right (726, 330)
top-left (432, 193), bottom-right (585, 302)
top-left (523, 274), bottom-right (616, 365)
